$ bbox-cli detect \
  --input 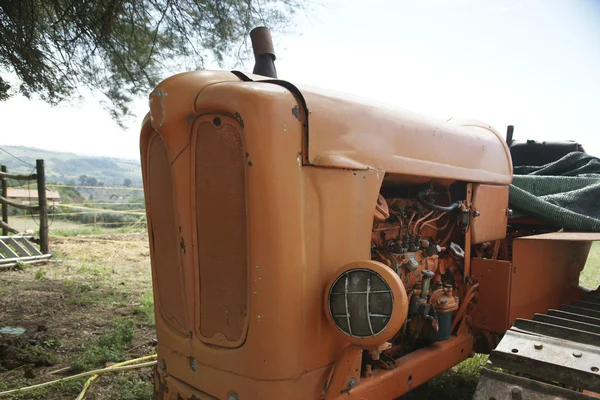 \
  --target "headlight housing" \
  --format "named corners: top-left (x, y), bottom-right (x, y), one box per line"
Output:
top-left (324, 260), bottom-right (408, 347)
